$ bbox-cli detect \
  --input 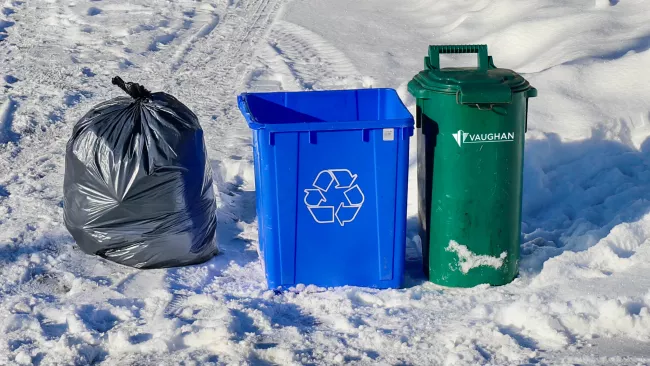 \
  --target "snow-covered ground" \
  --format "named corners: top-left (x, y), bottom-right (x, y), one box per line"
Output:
top-left (1, 0), bottom-right (650, 364)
